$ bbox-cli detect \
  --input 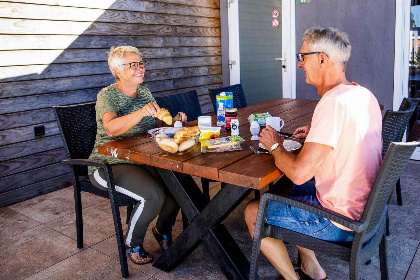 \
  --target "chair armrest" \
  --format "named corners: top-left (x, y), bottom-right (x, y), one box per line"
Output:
top-left (259, 193), bottom-right (367, 233)
top-left (63, 157), bottom-right (108, 169)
